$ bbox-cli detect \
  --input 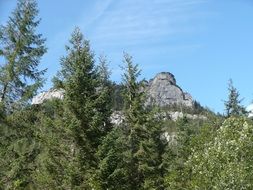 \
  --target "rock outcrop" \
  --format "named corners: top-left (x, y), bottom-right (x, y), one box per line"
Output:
top-left (168, 111), bottom-right (207, 121)
top-left (145, 72), bottom-right (193, 107)
top-left (31, 89), bottom-right (64, 105)
top-left (110, 111), bottom-right (207, 125)
top-left (32, 72), bottom-right (194, 108)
